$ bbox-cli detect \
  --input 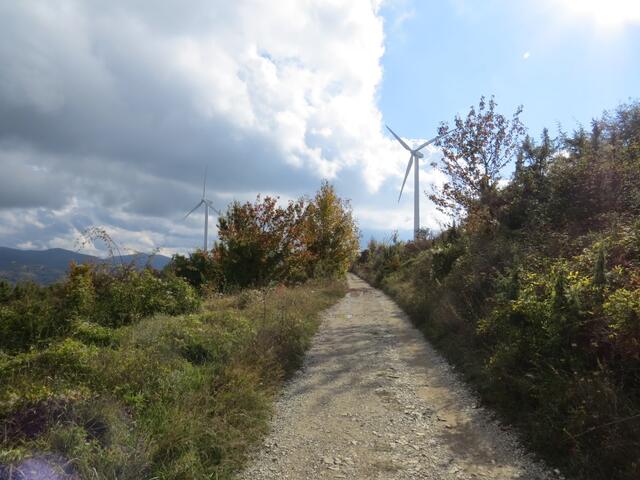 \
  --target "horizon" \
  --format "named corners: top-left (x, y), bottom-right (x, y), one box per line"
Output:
top-left (1, 1), bottom-right (638, 255)
top-left (0, 244), bottom-right (172, 258)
